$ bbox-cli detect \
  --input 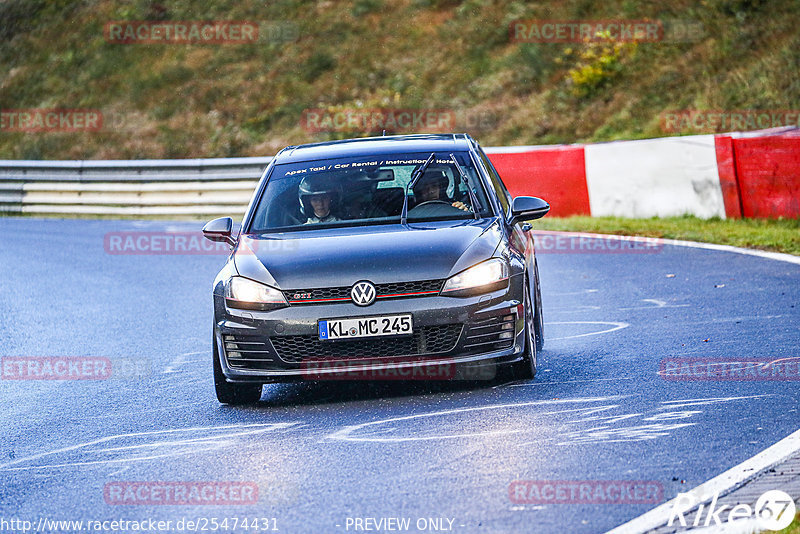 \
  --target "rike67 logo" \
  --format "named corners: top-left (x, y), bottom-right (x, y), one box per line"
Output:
top-left (669, 489), bottom-right (796, 531)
